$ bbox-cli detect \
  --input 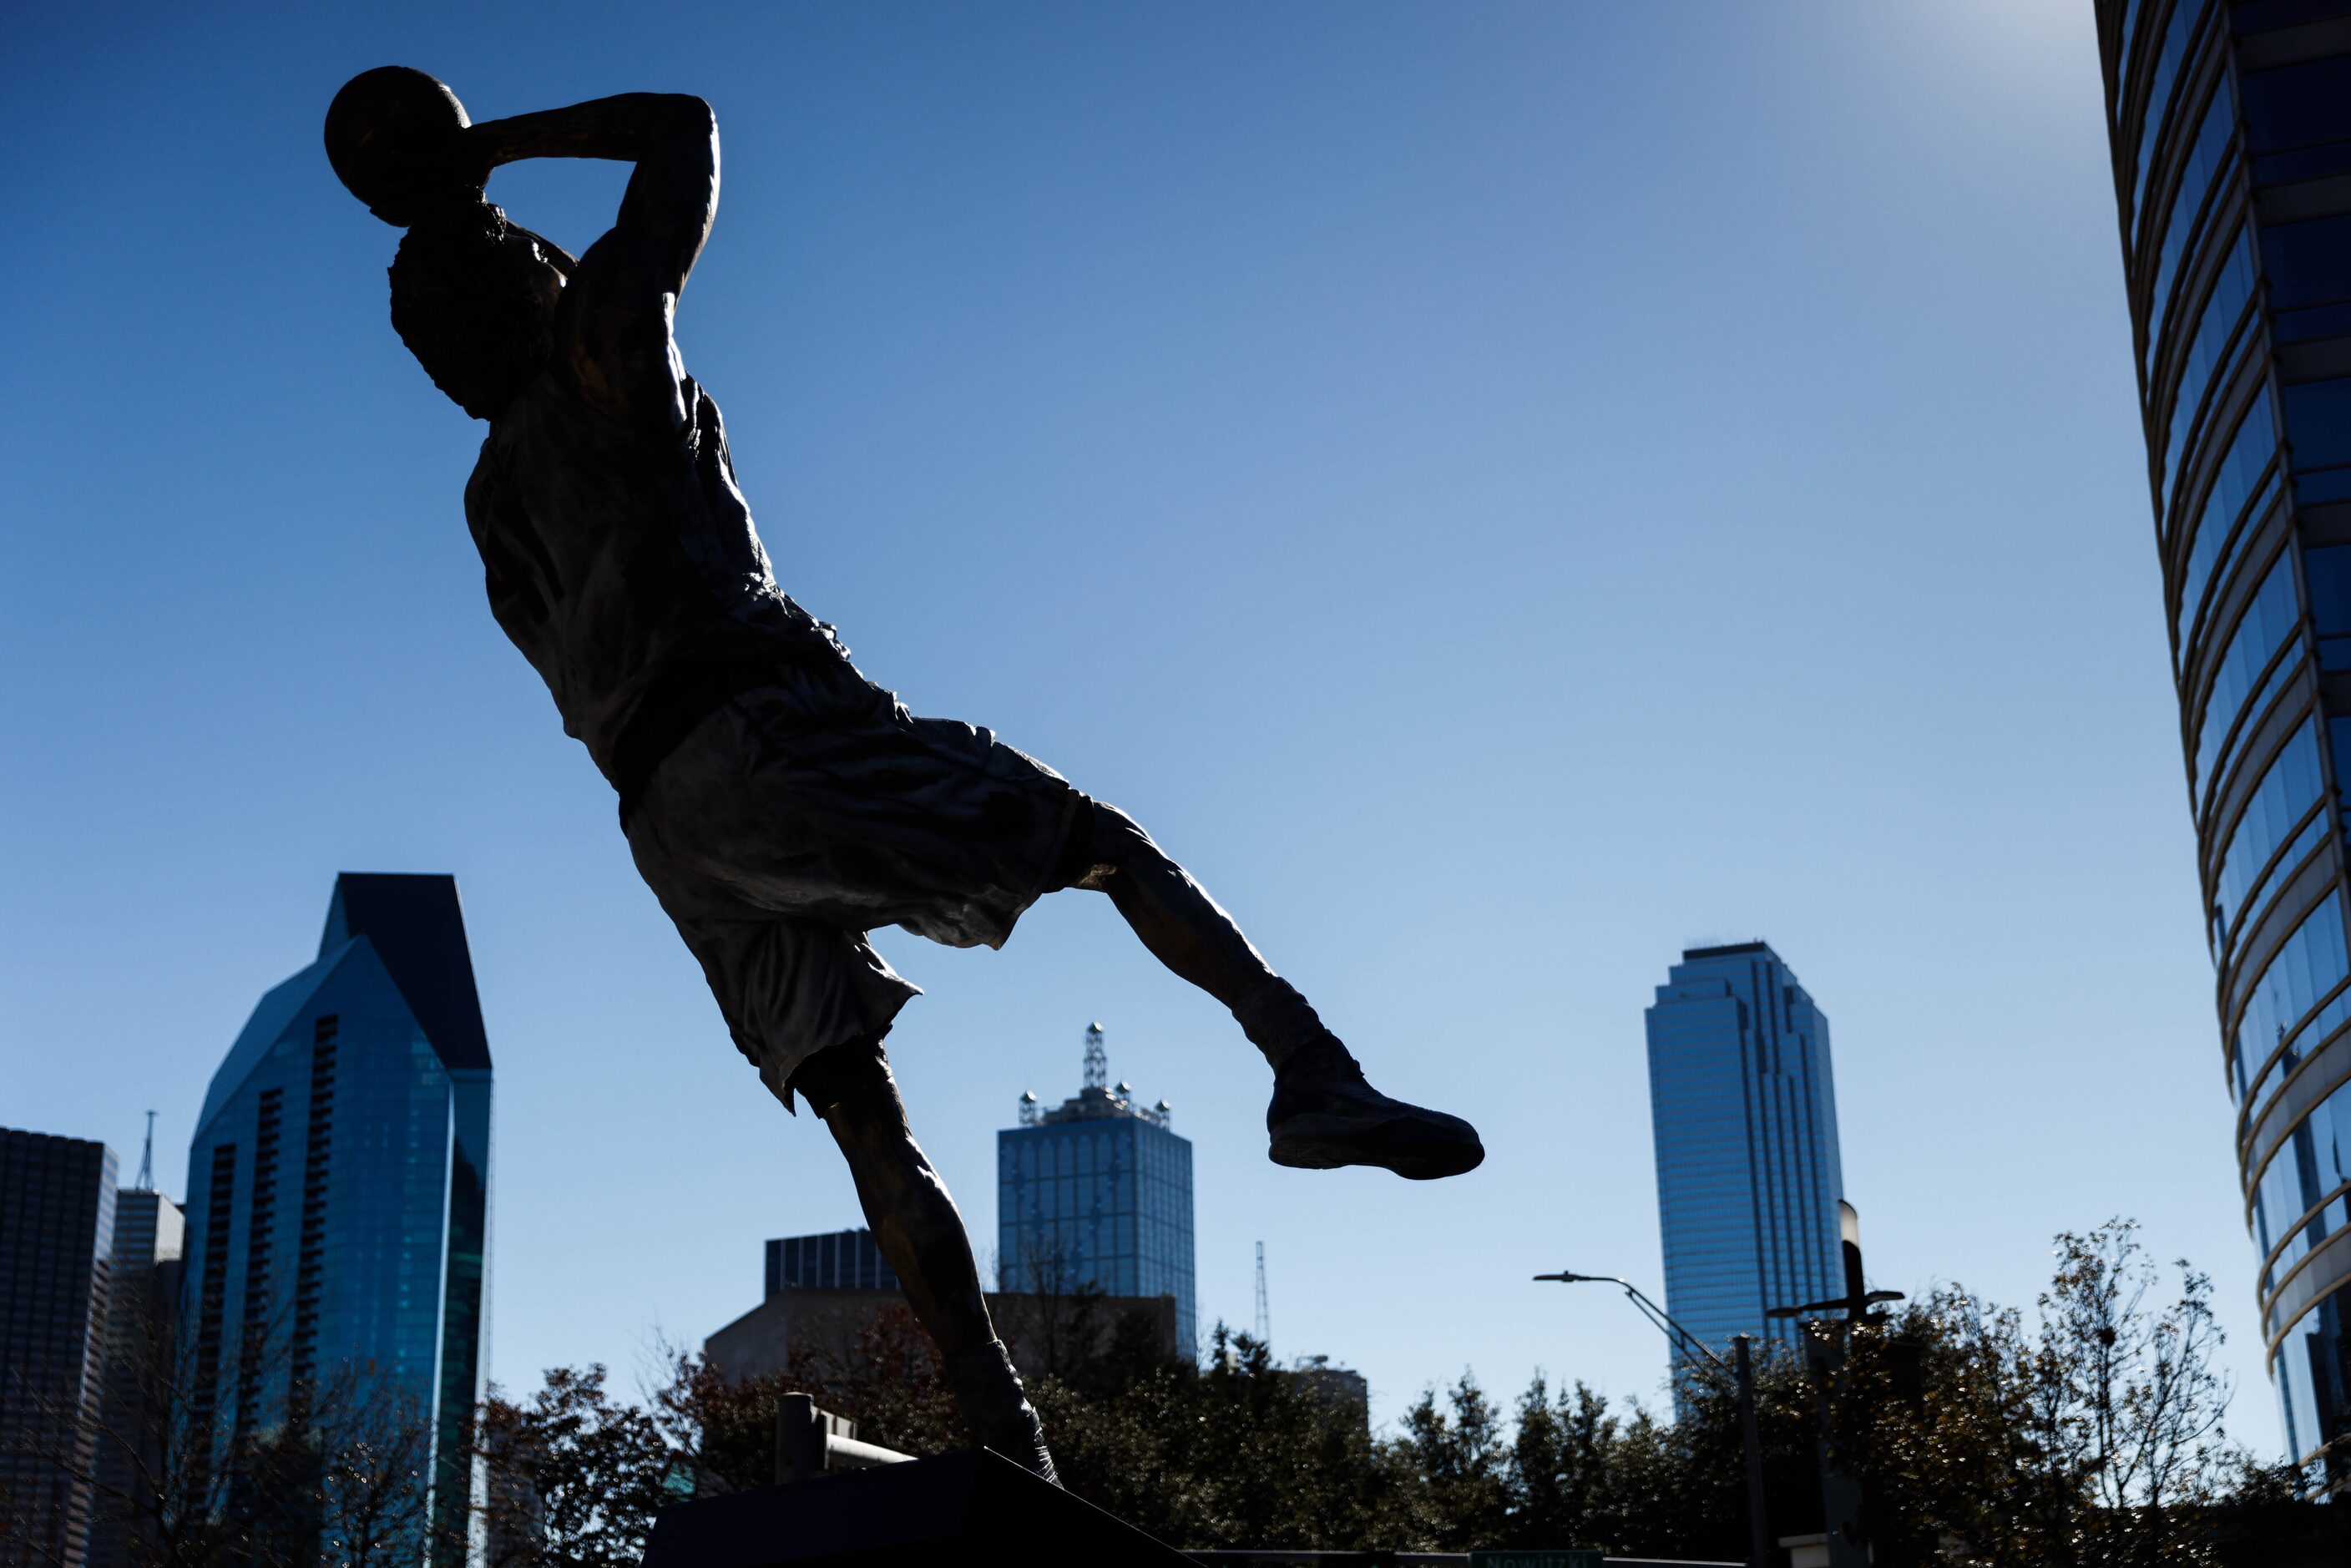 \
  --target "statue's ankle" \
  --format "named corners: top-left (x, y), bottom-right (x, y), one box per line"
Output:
top-left (1272, 1032), bottom-right (1360, 1086)
top-left (1236, 979), bottom-right (1336, 1070)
